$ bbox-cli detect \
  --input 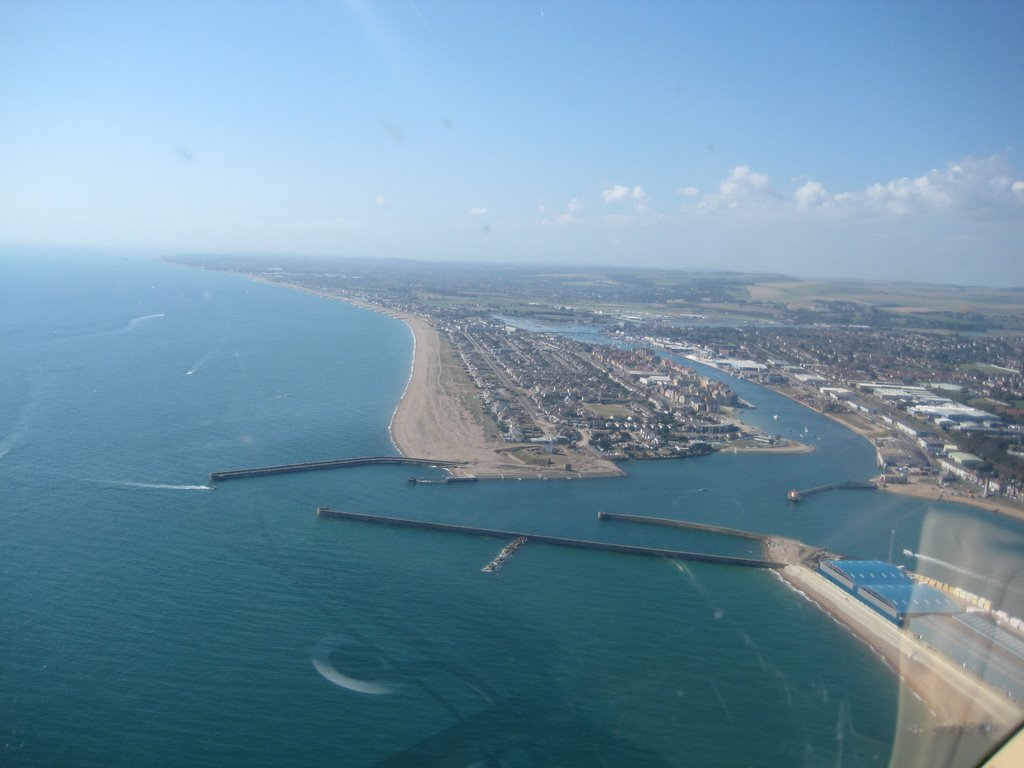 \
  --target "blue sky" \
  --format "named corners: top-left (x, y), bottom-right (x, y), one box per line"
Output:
top-left (2, 1), bottom-right (1023, 285)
